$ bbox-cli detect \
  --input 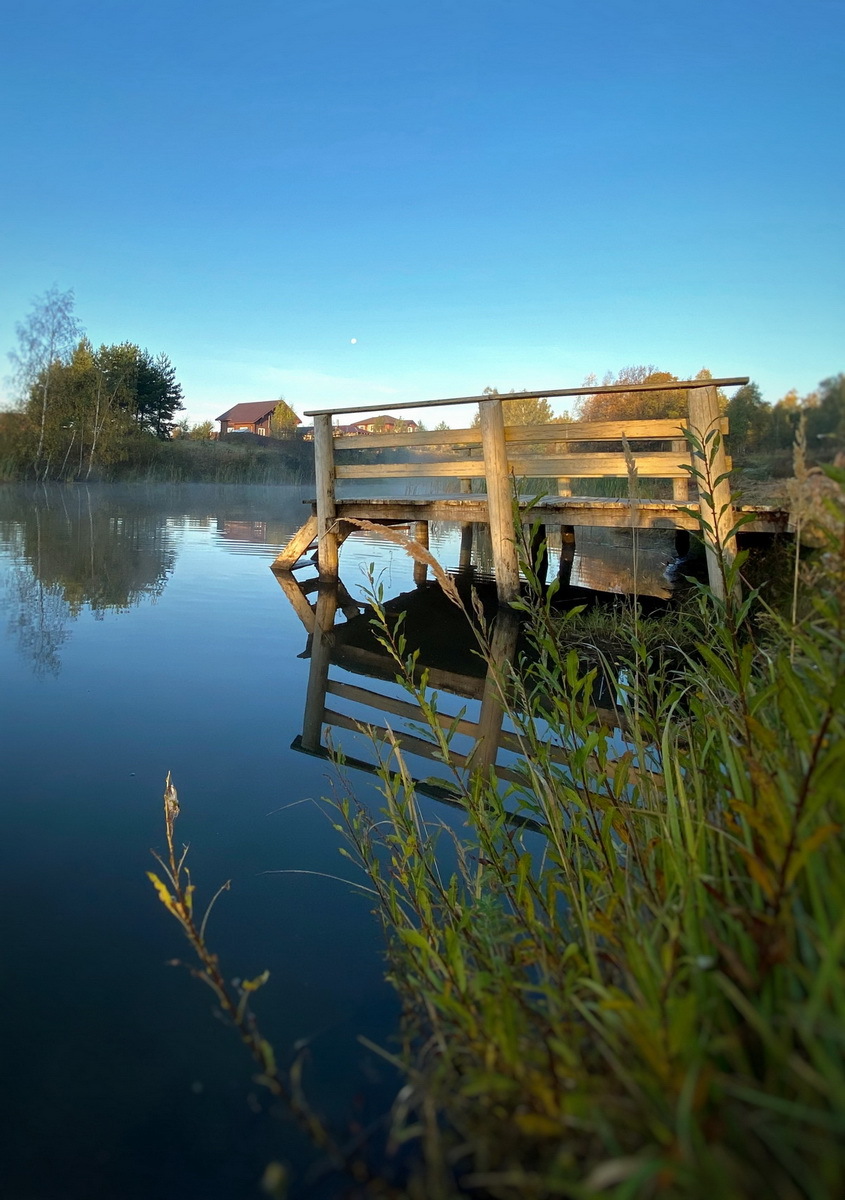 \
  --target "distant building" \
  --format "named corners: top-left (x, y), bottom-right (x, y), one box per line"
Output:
top-left (344, 416), bottom-right (419, 435)
top-left (216, 401), bottom-right (301, 437)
